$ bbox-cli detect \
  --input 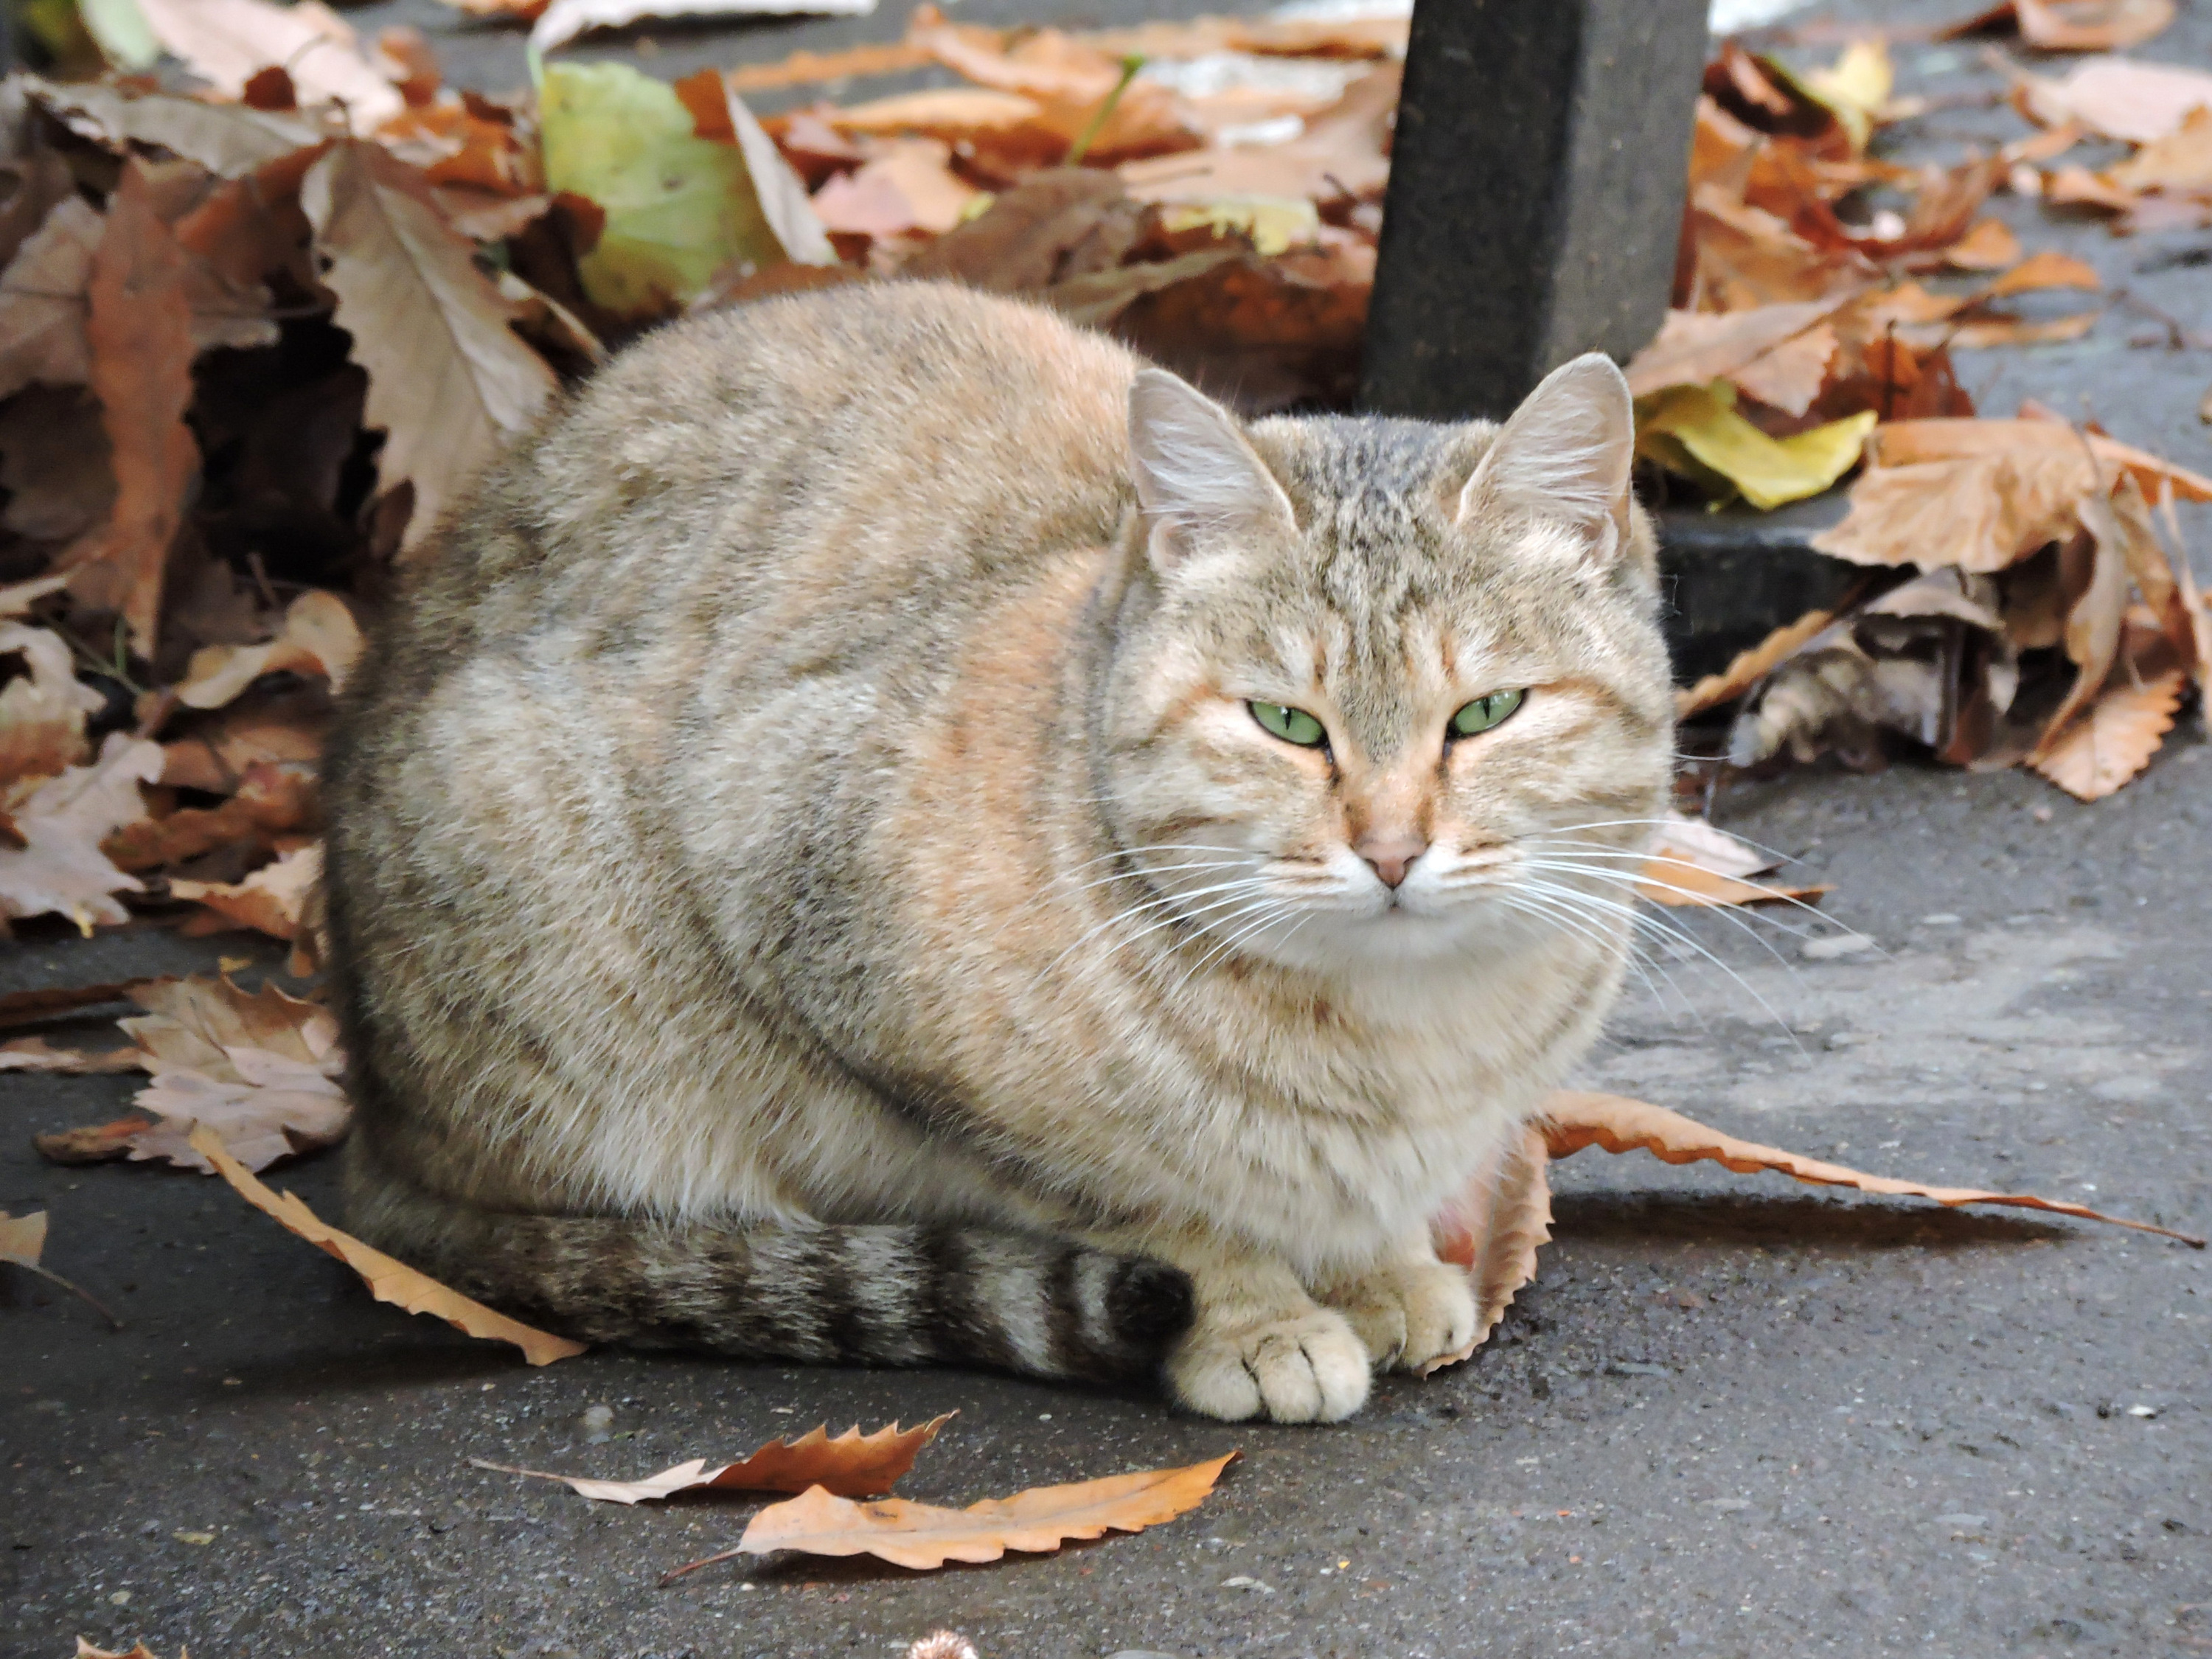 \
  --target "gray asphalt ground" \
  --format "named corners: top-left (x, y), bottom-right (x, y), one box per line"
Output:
top-left (7, 2), bottom-right (2212, 1656)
